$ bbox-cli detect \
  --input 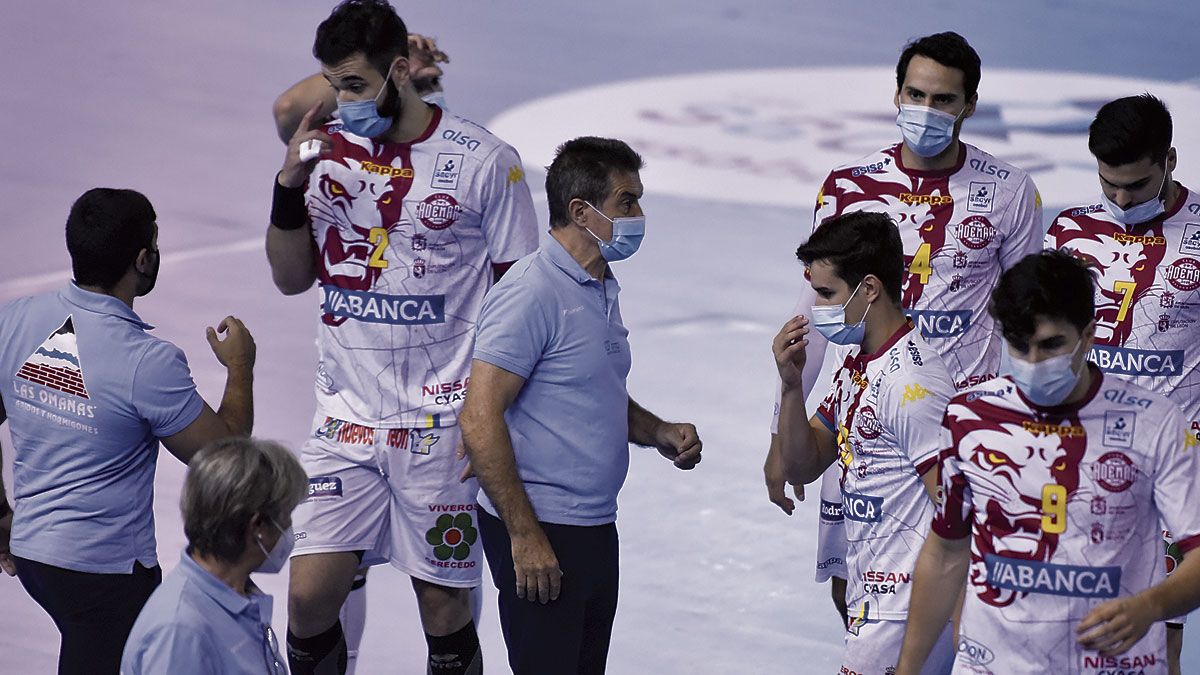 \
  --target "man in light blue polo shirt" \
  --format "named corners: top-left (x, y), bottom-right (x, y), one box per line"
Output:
top-left (461, 136), bottom-right (704, 675)
top-left (0, 188), bottom-right (256, 675)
